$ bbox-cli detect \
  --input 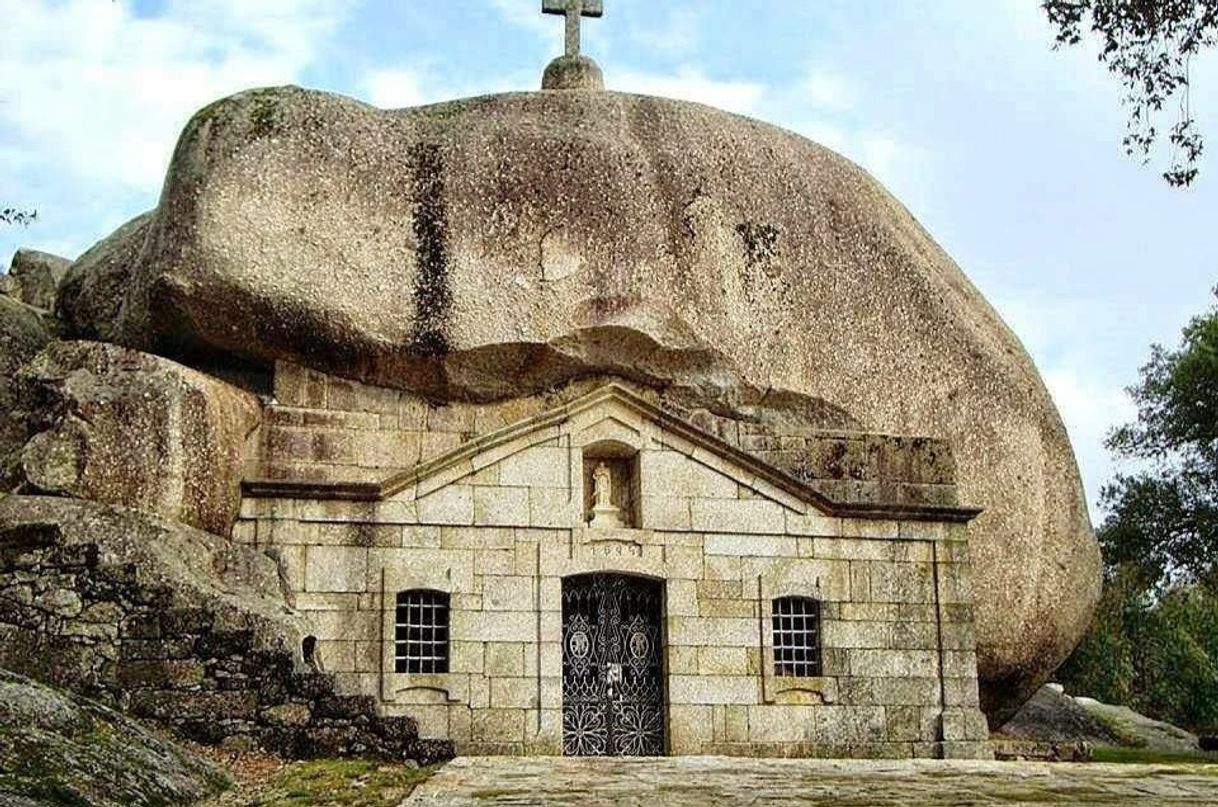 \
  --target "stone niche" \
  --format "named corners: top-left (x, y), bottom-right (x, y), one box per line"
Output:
top-left (581, 440), bottom-right (639, 529)
top-left (237, 372), bottom-right (992, 759)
